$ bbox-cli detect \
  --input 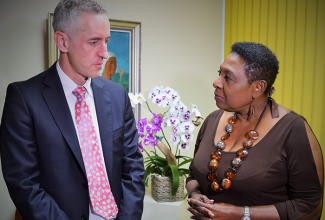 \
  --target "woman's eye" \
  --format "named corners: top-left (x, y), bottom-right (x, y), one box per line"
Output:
top-left (218, 70), bottom-right (221, 76)
top-left (224, 75), bottom-right (231, 81)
